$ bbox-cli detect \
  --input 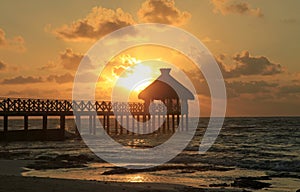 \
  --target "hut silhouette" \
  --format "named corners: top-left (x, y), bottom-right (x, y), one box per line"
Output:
top-left (138, 68), bottom-right (194, 130)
